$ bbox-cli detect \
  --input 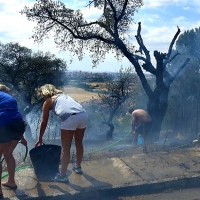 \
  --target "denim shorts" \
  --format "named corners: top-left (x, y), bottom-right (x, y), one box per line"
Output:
top-left (0, 118), bottom-right (25, 143)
